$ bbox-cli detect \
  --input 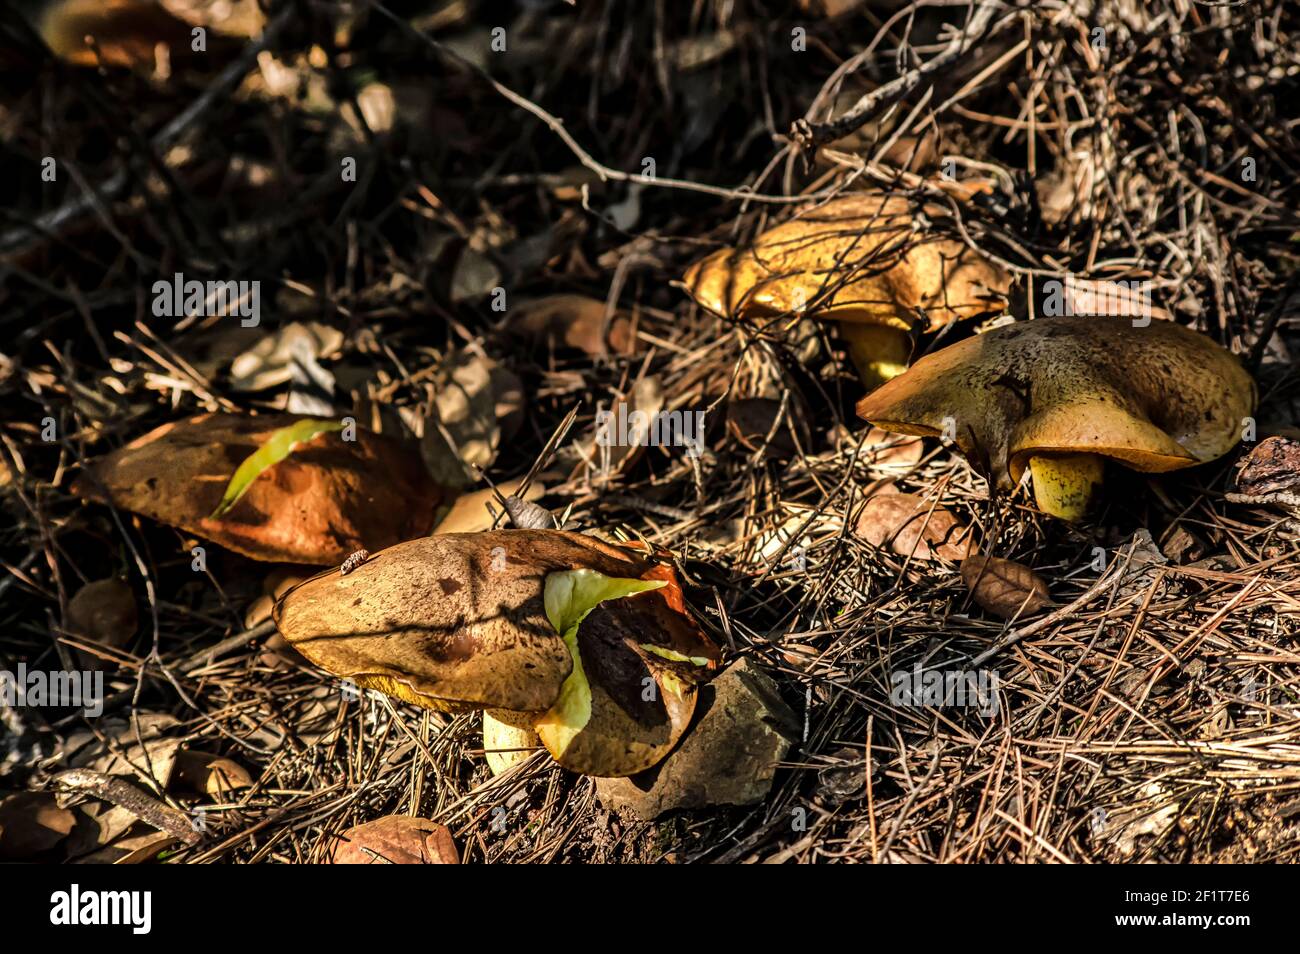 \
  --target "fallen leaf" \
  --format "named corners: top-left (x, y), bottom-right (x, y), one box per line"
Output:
top-left (859, 425), bottom-right (924, 467)
top-left (65, 577), bottom-right (137, 667)
top-left (330, 815), bottom-right (459, 864)
top-left (854, 492), bottom-right (972, 563)
top-left (174, 751), bottom-right (253, 798)
top-left (432, 479), bottom-right (541, 534)
top-left (73, 413), bottom-right (446, 564)
top-left (506, 294), bottom-right (634, 356)
top-left (243, 568), bottom-right (309, 630)
top-left (564, 376), bottom-right (664, 480)
top-left (95, 830), bottom-right (178, 865)
top-left (284, 341), bottom-right (336, 417)
top-left (450, 247), bottom-right (501, 303)
top-left (0, 792), bottom-right (76, 859)
top-left (960, 554), bottom-right (1054, 619)
top-left (60, 714), bottom-right (184, 856)
top-left (421, 351), bottom-right (524, 489)
top-left (229, 321), bottom-right (343, 392)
